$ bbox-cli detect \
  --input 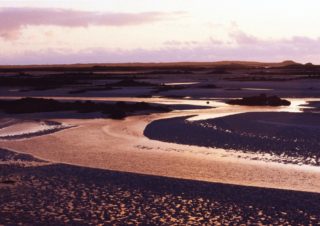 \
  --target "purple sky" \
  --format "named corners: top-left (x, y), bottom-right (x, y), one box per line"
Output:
top-left (1, 1), bottom-right (320, 65)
